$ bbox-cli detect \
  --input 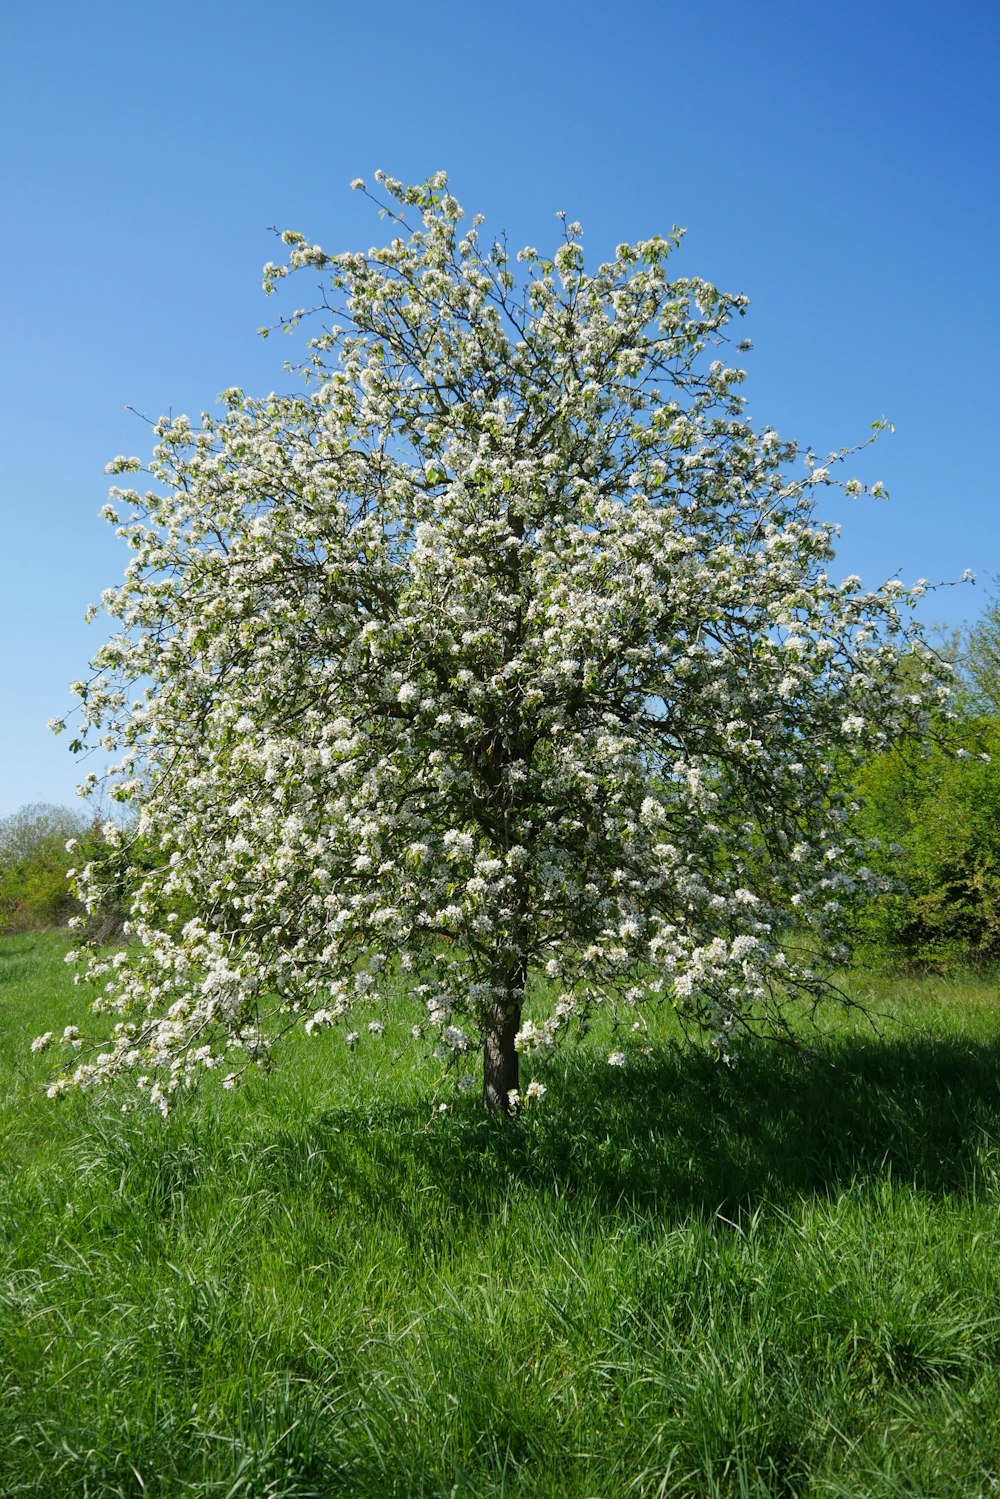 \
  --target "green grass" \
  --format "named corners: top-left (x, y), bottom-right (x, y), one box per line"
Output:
top-left (2, 933), bottom-right (1000, 1496)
